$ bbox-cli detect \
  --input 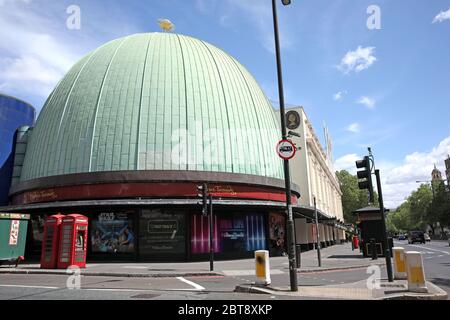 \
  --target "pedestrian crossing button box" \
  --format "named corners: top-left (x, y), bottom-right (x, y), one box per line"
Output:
top-left (57, 214), bottom-right (88, 269)
top-left (40, 214), bottom-right (65, 269)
